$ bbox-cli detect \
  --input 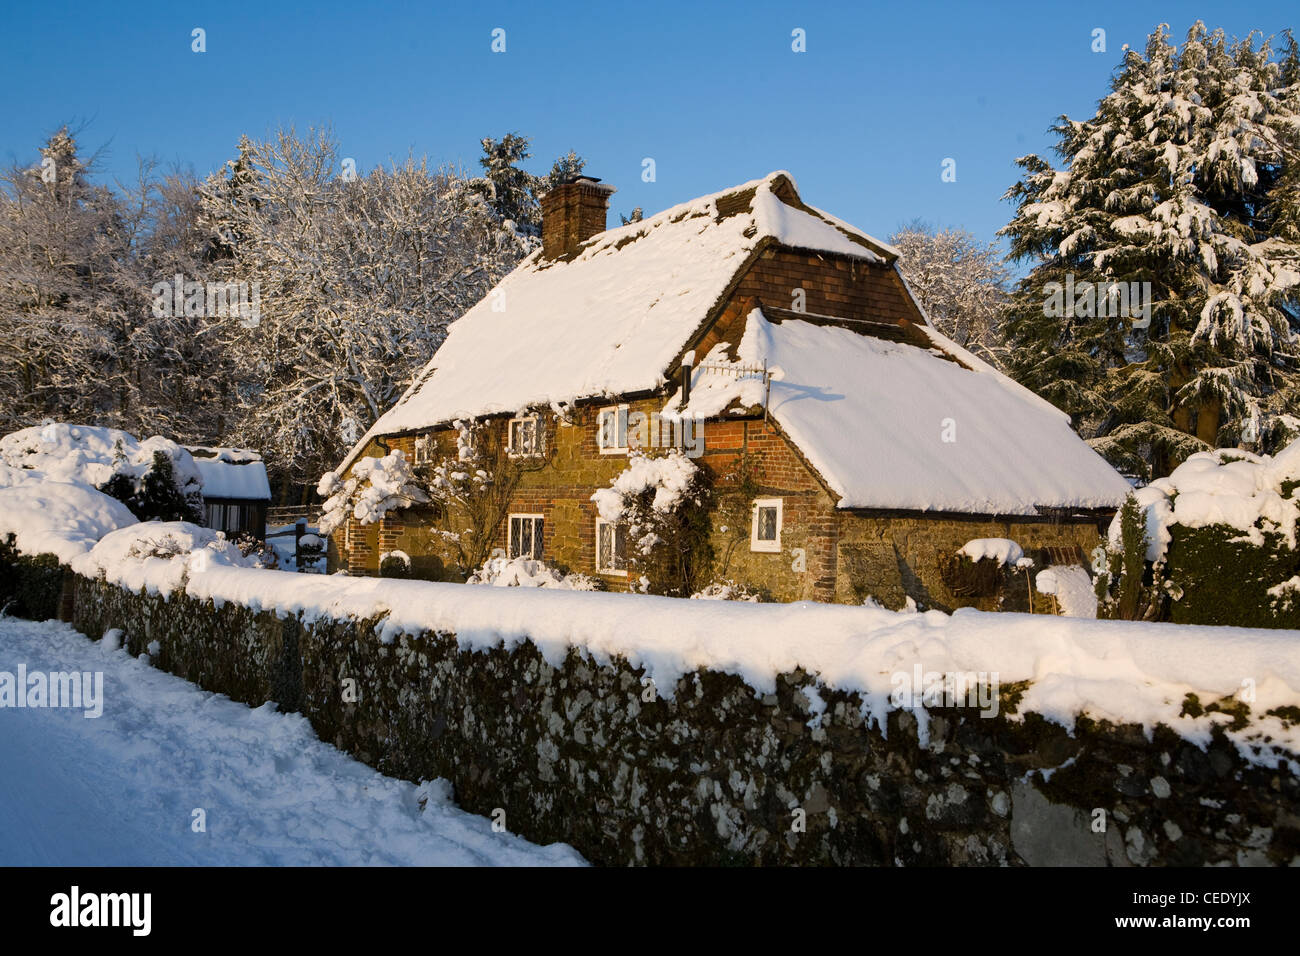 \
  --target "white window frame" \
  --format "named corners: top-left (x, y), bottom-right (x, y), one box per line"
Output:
top-left (507, 513), bottom-right (545, 560)
top-left (597, 404), bottom-right (630, 454)
top-left (595, 518), bottom-right (629, 576)
top-left (507, 416), bottom-right (544, 457)
top-left (750, 498), bottom-right (783, 553)
top-left (413, 433), bottom-right (435, 465)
